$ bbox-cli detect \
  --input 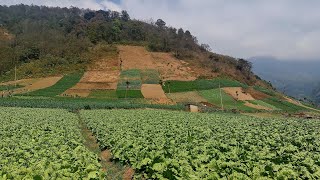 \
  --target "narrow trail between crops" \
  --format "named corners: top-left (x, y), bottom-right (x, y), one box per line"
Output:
top-left (77, 113), bottom-right (134, 180)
